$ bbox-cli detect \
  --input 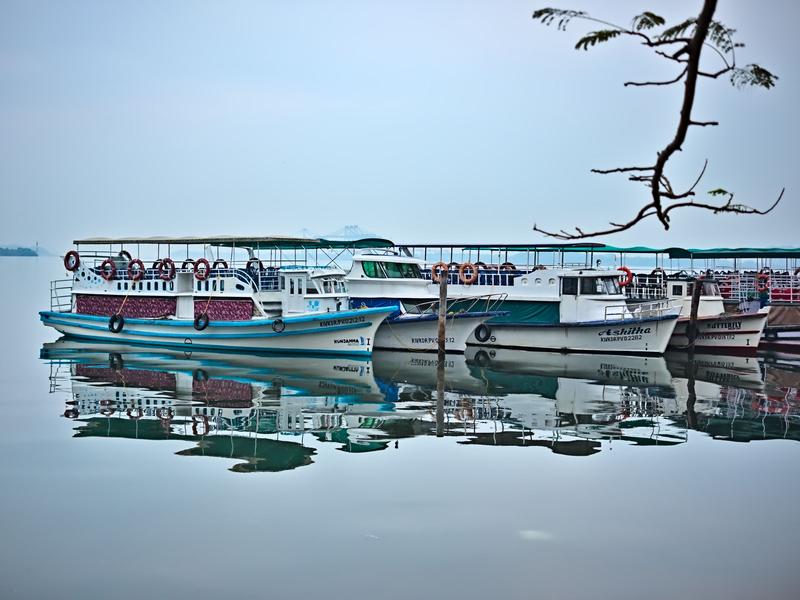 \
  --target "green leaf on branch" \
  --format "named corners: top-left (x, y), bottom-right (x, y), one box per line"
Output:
top-left (658, 18), bottom-right (696, 42)
top-left (575, 29), bottom-right (622, 50)
top-left (532, 8), bottom-right (587, 31)
top-left (731, 64), bottom-right (778, 89)
top-left (632, 12), bottom-right (665, 31)
top-left (708, 188), bottom-right (730, 197)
